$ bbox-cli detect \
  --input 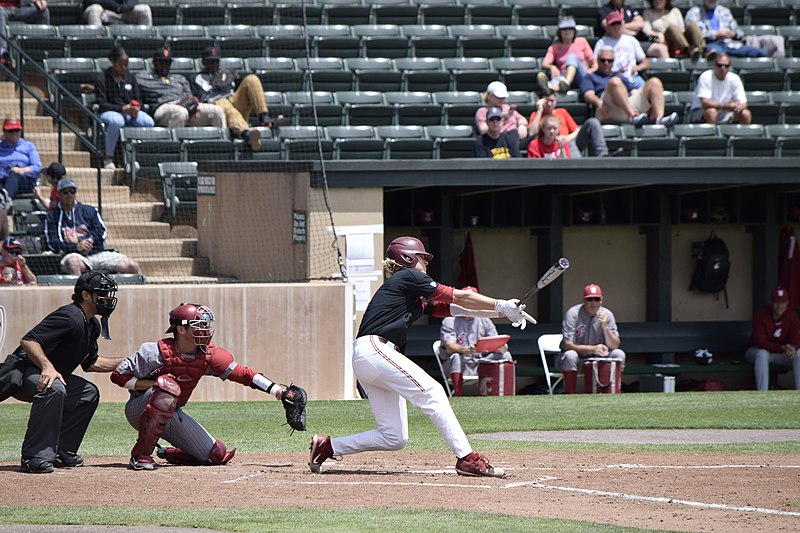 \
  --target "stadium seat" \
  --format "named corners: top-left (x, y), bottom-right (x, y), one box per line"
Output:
top-left (467, 0), bottom-right (514, 26)
top-left (561, 3), bottom-right (602, 29)
top-left (495, 56), bottom-right (540, 92)
top-left (309, 25), bottom-right (361, 58)
top-left (746, 91), bottom-right (781, 124)
top-left (328, 125), bottom-right (384, 159)
top-left (367, 0), bottom-right (419, 26)
top-left (158, 161), bottom-right (198, 222)
top-left (60, 25), bottom-right (114, 59)
top-left (346, 57), bottom-right (403, 91)
top-left (509, 0), bottom-right (559, 26)
top-left (773, 91), bottom-right (800, 124)
top-left (718, 123), bottom-right (772, 157)
top-left (435, 91), bottom-right (483, 126)
top-left (121, 127), bottom-right (181, 188)
top-left (622, 124), bottom-right (680, 157)
top-left (172, 127), bottom-right (235, 162)
top-left (276, 2), bottom-right (323, 25)
top-left (400, 57), bottom-right (451, 92)
top-left (160, 25), bottom-right (214, 58)
top-left (227, 3), bottom-right (276, 25)
top-left (48, 3), bottom-right (82, 26)
top-left (451, 24), bottom-right (506, 58)
top-left (178, 2), bottom-right (226, 26)
top-left (259, 25), bottom-right (308, 58)
top-left (746, 4), bottom-right (793, 27)
top-left (600, 124), bottom-right (634, 157)
top-left (376, 125), bottom-right (435, 159)
top-left (673, 123), bottom-right (727, 157)
top-left (769, 123), bottom-right (800, 156)
top-left (11, 24), bottom-right (65, 62)
top-left (287, 91), bottom-right (344, 126)
top-left (405, 25), bottom-right (458, 59)
top-left (337, 91), bottom-right (394, 126)
top-left (427, 124), bottom-right (476, 158)
top-left (353, 24), bottom-right (407, 59)
top-left (386, 91), bottom-right (443, 126)
top-left (211, 25), bottom-right (264, 58)
top-left (505, 34), bottom-right (553, 59)
top-left (147, 4), bottom-right (178, 25)
top-left (323, 0), bottom-right (372, 26)
top-left (279, 125), bottom-right (333, 160)
top-left (416, 0), bottom-right (467, 26)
